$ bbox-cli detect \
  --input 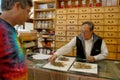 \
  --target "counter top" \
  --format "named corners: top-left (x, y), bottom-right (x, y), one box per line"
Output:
top-left (27, 56), bottom-right (120, 80)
